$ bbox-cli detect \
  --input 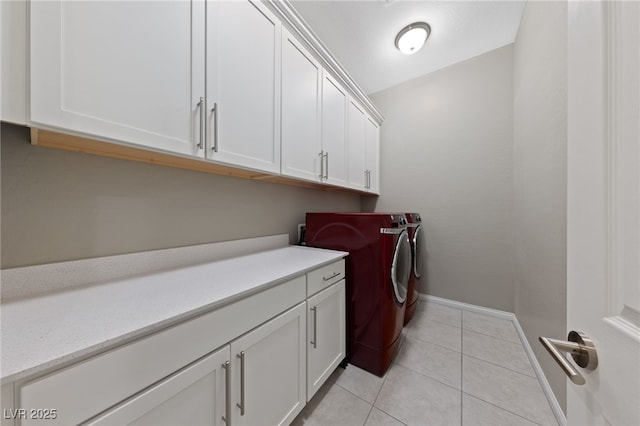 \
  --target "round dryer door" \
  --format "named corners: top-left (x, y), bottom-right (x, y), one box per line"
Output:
top-left (391, 229), bottom-right (411, 303)
top-left (413, 225), bottom-right (425, 278)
